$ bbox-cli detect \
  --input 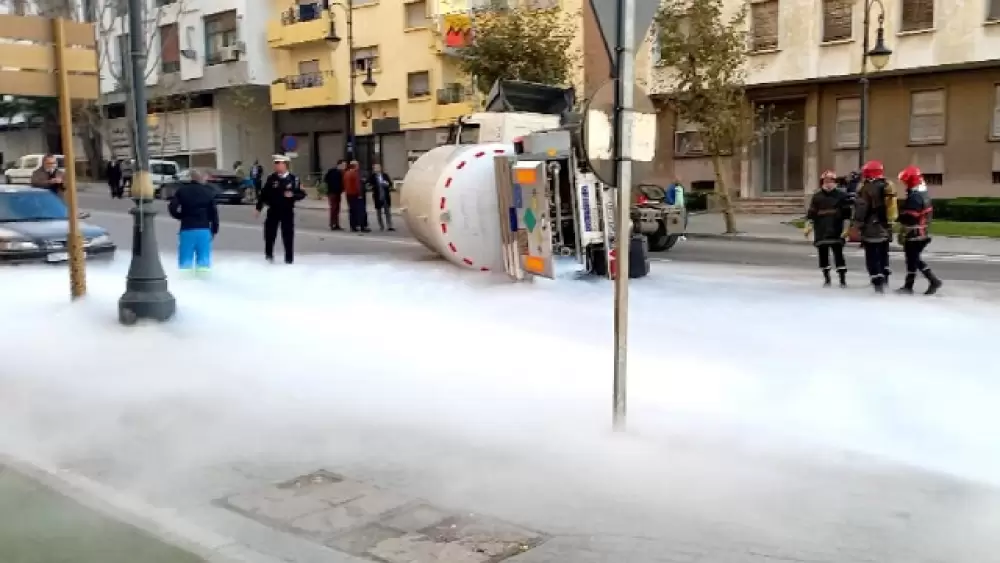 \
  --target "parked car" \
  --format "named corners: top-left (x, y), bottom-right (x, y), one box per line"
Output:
top-left (2, 154), bottom-right (65, 185)
top-left (157, 167), bottom-right (247, 204)
top-left (0, 184), bottom-right (116, 264)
